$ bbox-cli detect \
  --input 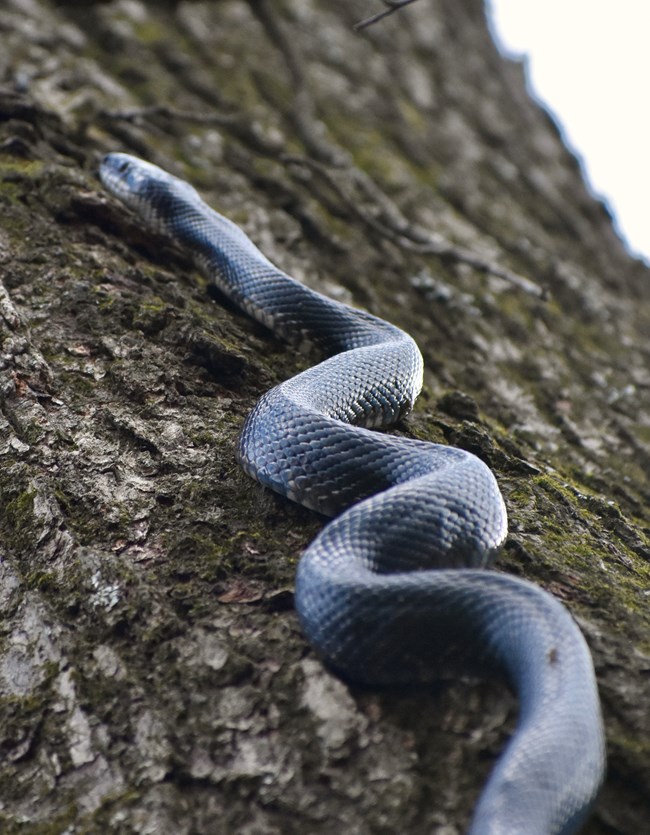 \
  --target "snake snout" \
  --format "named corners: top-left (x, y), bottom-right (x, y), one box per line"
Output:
top-left (99, 153), bottom-right (139, 199)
